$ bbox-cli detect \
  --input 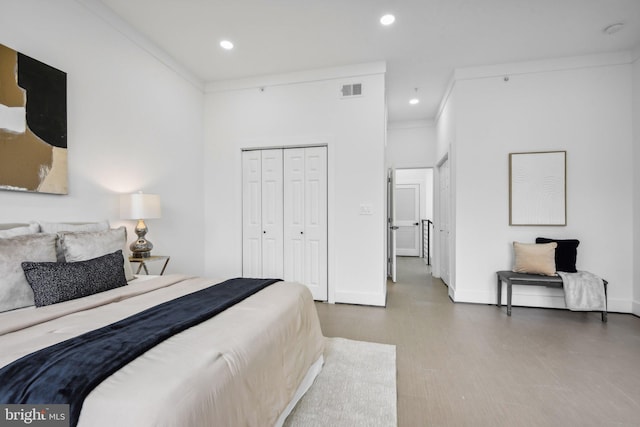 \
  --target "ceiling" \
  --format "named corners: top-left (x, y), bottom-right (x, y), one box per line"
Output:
top-left (98, 0), bottom-right (640, 122)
